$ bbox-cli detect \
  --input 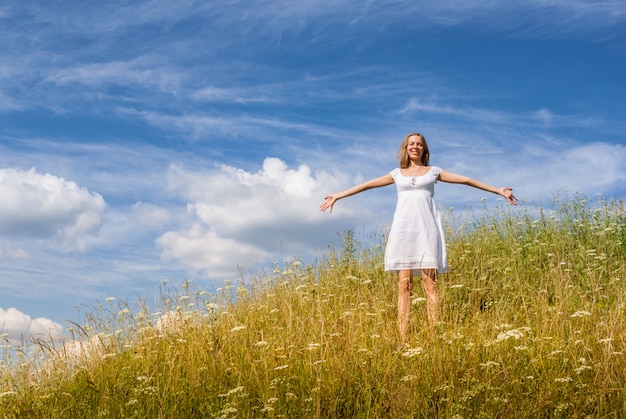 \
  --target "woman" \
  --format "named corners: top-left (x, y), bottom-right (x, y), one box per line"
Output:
top-left (320, 132), bottom-right (517, 343)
